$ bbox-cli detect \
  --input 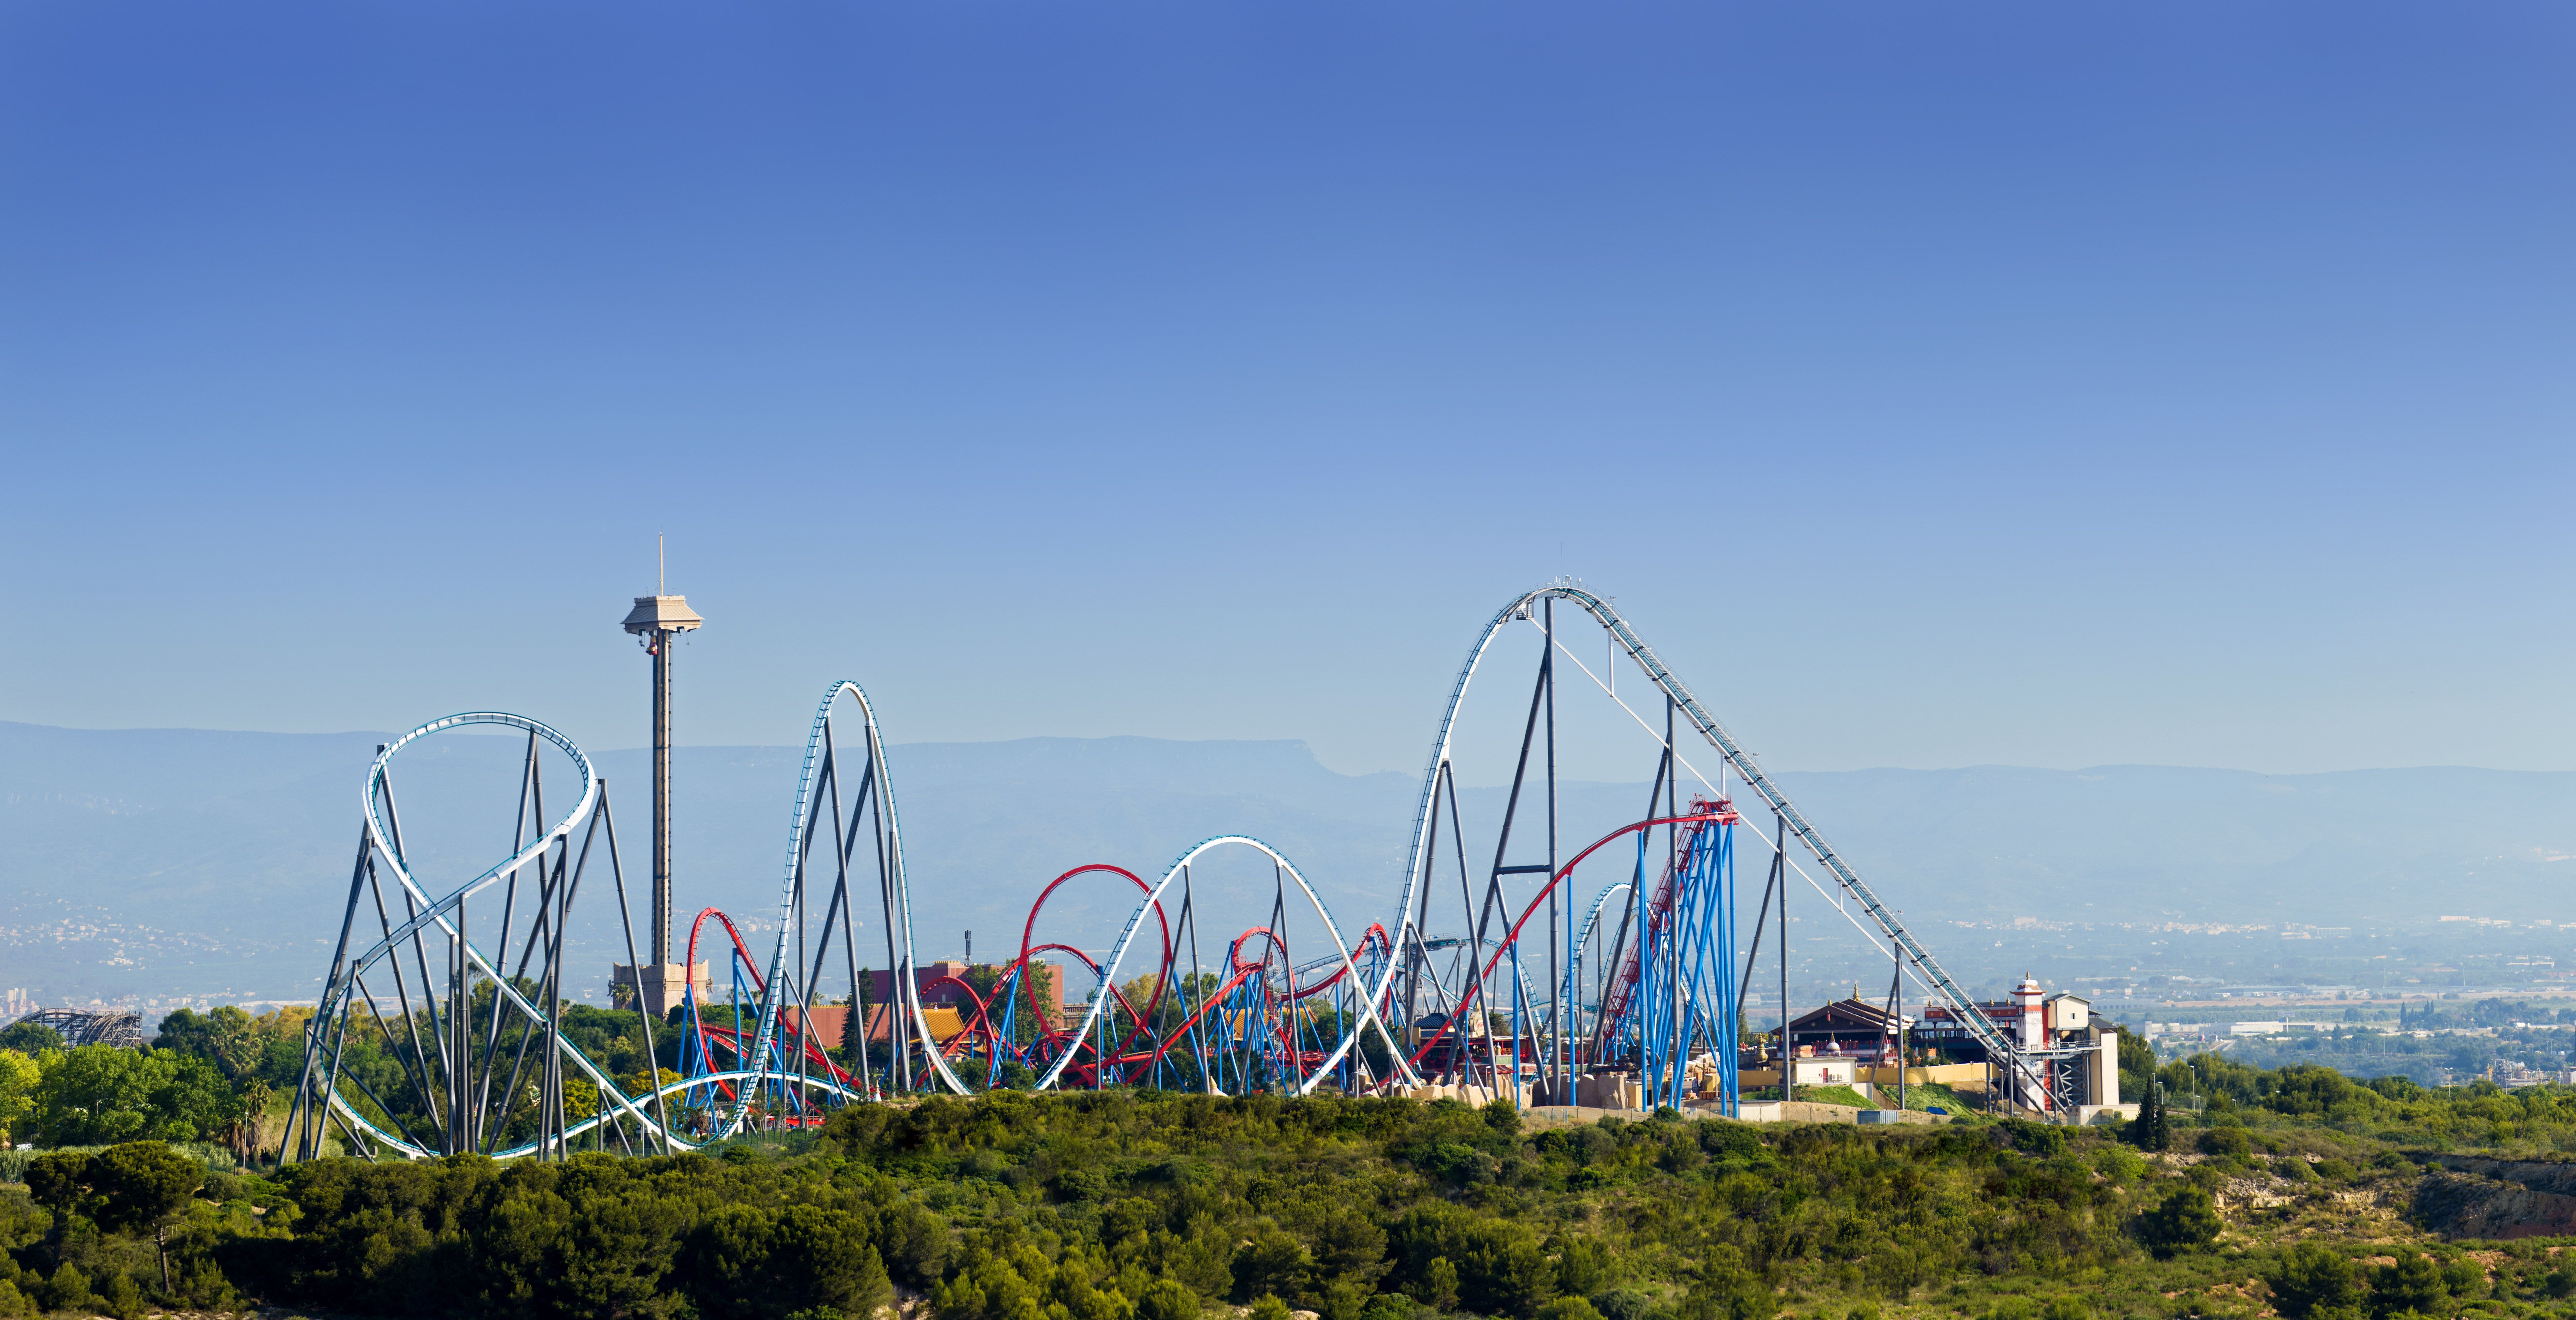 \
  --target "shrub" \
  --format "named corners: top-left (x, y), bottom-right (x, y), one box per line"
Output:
top-left (2437, 1259), bottom-right (2485, 1300)
top-left (684, 1201), bottom-right (891, 1320)
top-left (1422, 1258), bottom-right (1463, 1309)
top-left (1594, 1288), bottom-right (1667, 1320)
top-left (1140, 1277), bottom-right (1202, 1320)
top-left (2368, 1254), bottom-right (2446, 1318)
top-left (2197, 1128), bottom-right (2252, 1159)
top-left (1551, 1234), bottom-right (1608, 1298)
top-left (97, 1271), bottom-right (147, 1320)
top-left (37, 1264), bottom-right (95, 1315)
top-left (1677, 1244), bottom-right (1771, 1320)
top-left (2542, 1262), bottom-right (2576, 1300)
top-left (2091, 1148), bottom-right (2149, 1185)
top-left (2265, 1243), bottom-right (2363, 1319)
top-left (2001, 1120), bottom-right (2068, 1158)
top-left (2137, 1185), bottom-right (2222, 1258)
